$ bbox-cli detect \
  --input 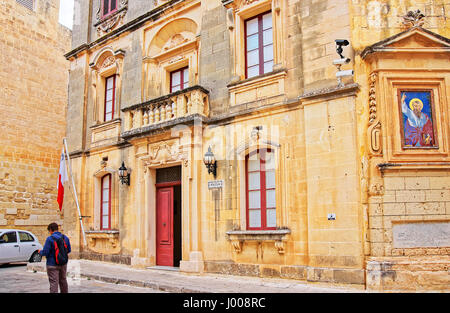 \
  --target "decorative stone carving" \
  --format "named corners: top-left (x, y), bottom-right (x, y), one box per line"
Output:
top-left (231, 240), bottom-right (243, 253)
top-left (402, 10), bottom-right (425, 28)
top-left (85, 230), bottom-right (120, 253)
top-left (101, 56), bottom-right (116, 69)
top-left (368, 72), bottom-right (382, 156)
top-left (163, 34), bottom-right (189, 51)
top-left (95, 0), bottom-right (128, 36)
top-left (144, 140), bottom-right (188, 167)
top-left (226, 229), bottom-right (290, 255)
top-left (369, 183), bottom-right (384, 196)
top-left (274, 240), bottom-right (285, 254)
